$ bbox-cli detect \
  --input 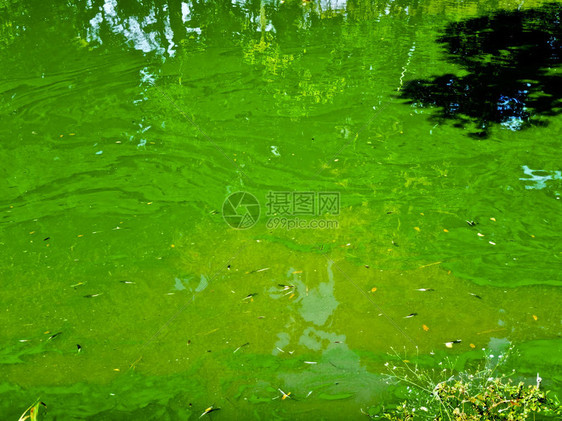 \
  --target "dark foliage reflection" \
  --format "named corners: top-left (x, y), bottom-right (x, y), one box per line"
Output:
top-left (400, 3), bottom-right (562, 138)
